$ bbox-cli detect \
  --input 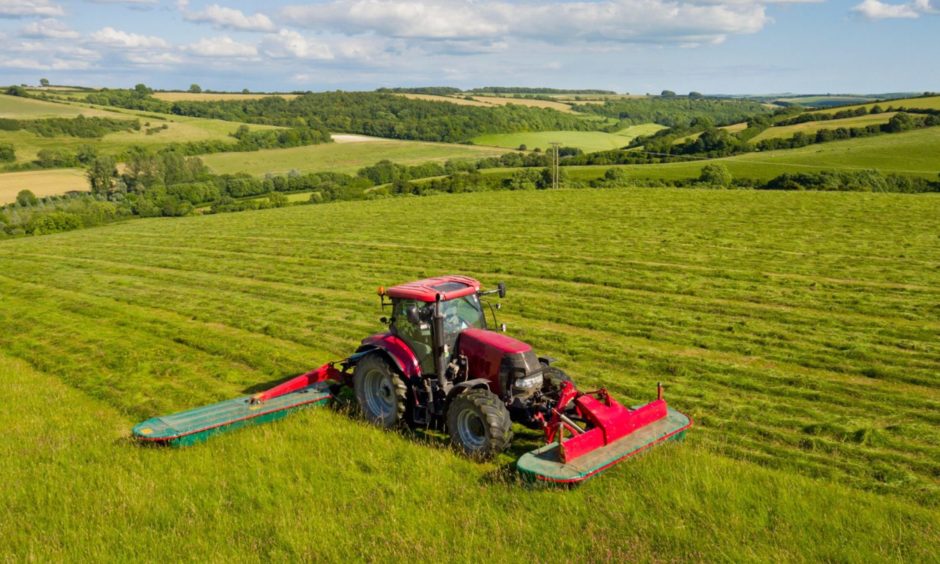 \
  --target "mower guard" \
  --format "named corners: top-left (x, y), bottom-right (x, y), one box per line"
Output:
top-left (517, 406), bottom-right (692, 484)
top-left (132, 364), bottom-right (343, 447)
